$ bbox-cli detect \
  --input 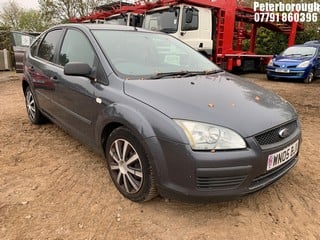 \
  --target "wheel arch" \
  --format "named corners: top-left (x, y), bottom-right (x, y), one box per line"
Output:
top-left (97, 103), bottom-right (157, 157)
top-left (100, 122), bottom-right (123, 155)
top-left (22, 79), bottom-right (29, 96)
top-left (97, 103), bottom-right (174, 192)
top-left (304, 67), bottom-right (315, 83)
